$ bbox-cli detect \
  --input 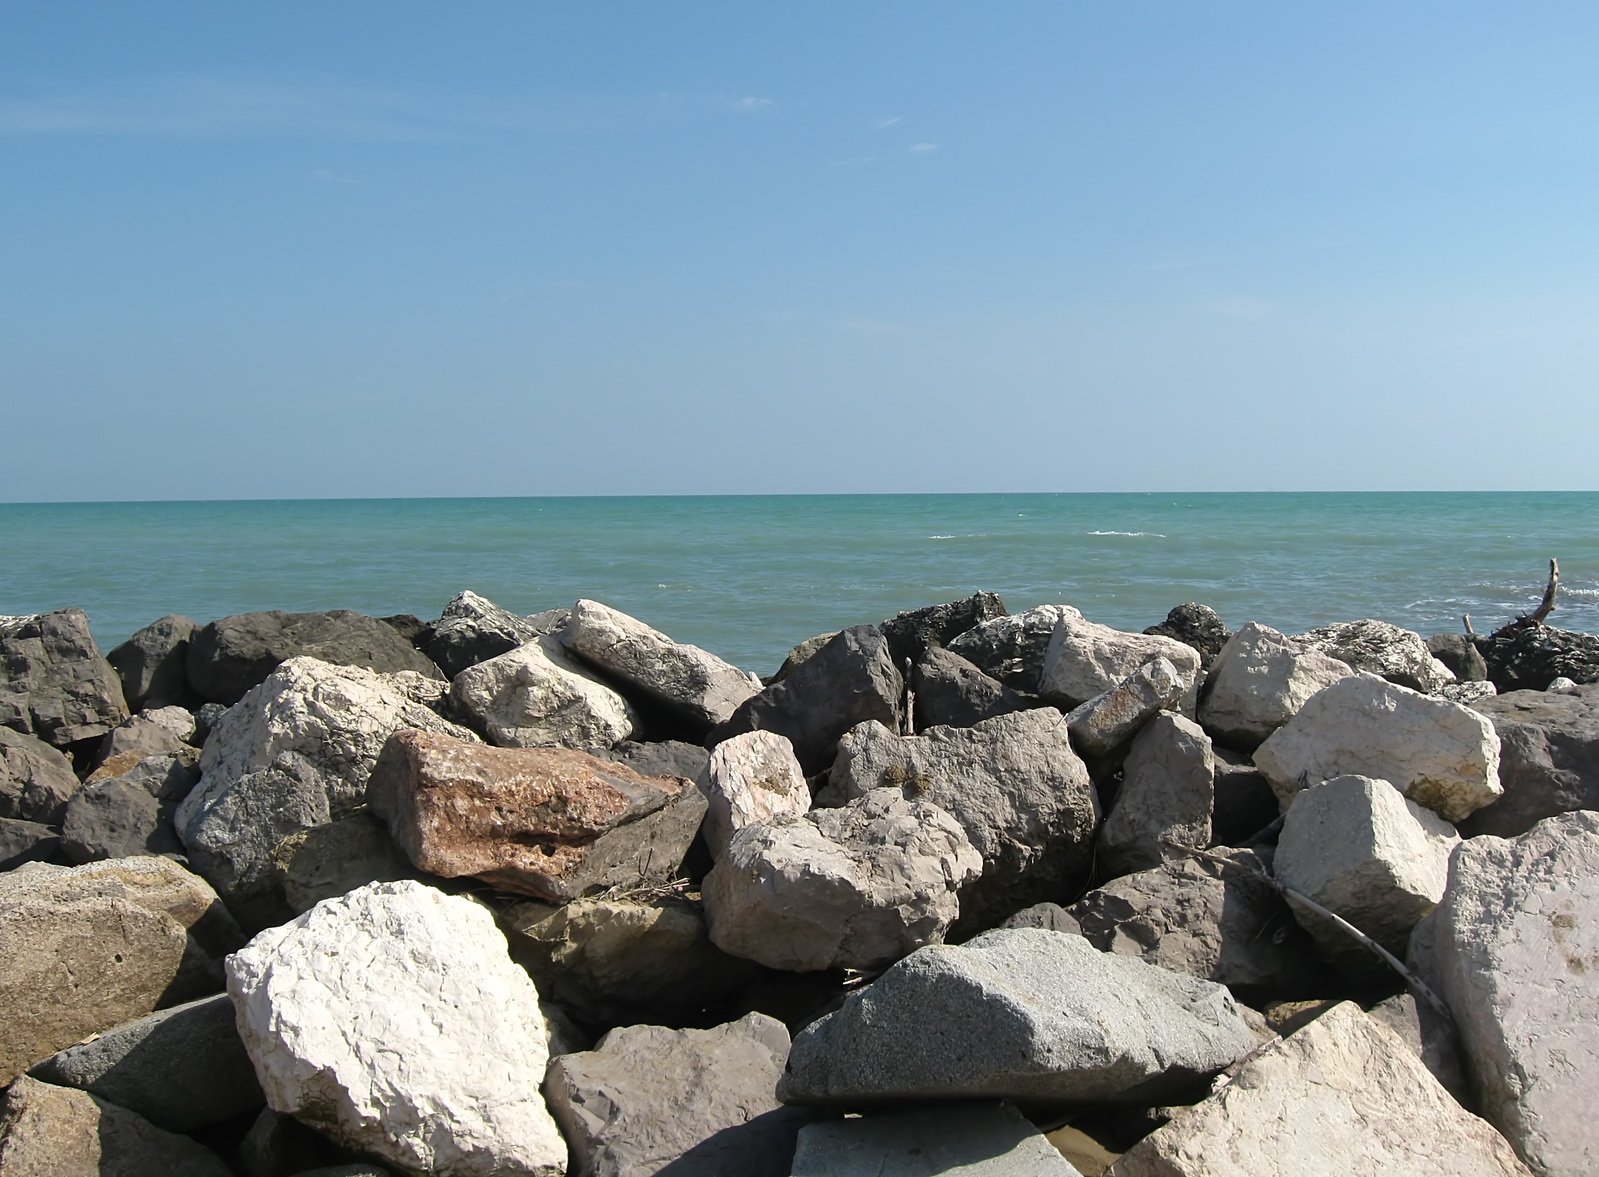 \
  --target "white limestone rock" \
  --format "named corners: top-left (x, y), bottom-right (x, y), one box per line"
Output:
top-left (1252, 674), bottom-right (1502, 822)
top-left (1297, 618), bottom-right (1456, 694)
top-left (791, 1101), bottom-right (1085, 1176)
top-left (1196, 622), bottom-right (1355, 750)
top-left (449, 636), bottom-right (638, 750)
top-left (1038, 608), bottom-right (1201, 709)
top-left (697, 729), bottom-right (811, 858)
top-left (225, 880), bottom-right (566, 1177)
